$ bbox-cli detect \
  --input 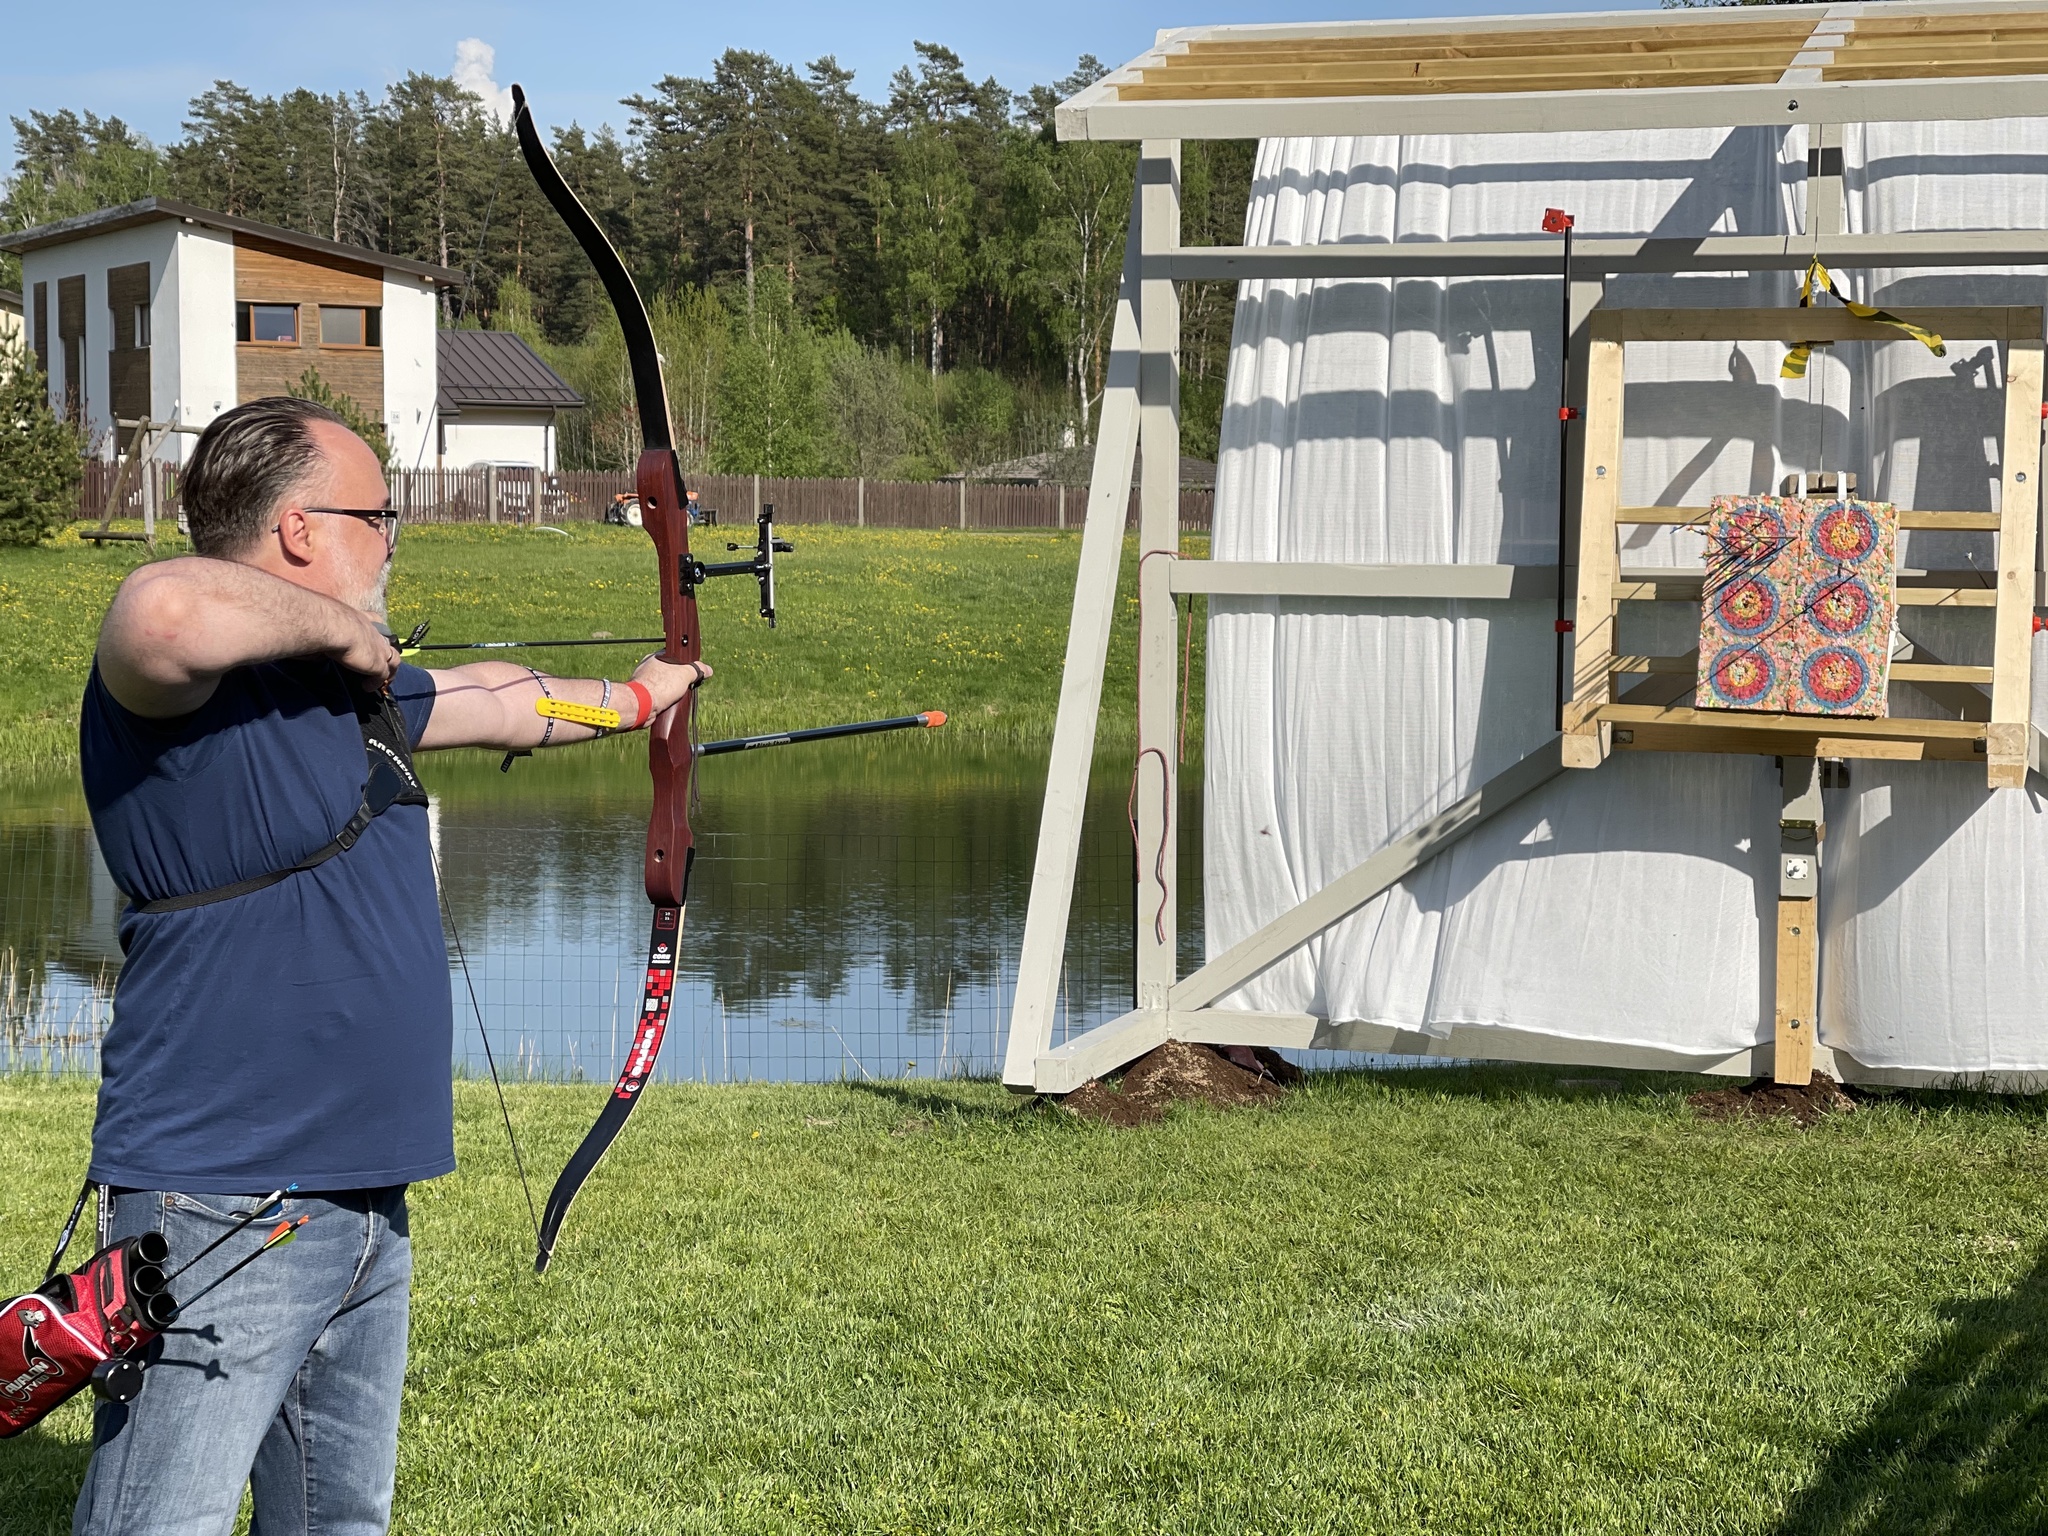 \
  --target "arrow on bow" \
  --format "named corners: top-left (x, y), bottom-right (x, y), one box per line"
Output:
top-left (512, 84), bottom-right (710, 1275)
